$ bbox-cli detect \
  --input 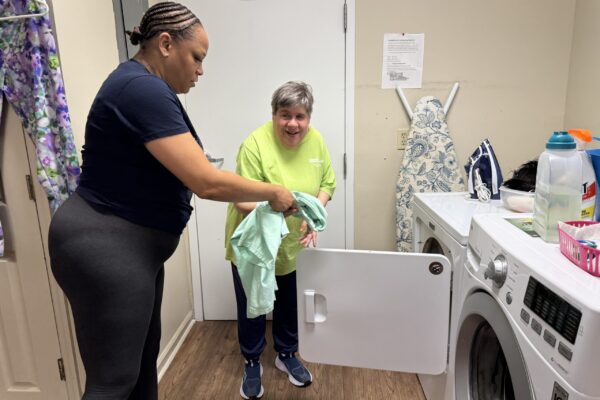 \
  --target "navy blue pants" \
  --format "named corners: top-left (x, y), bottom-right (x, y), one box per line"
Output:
top-left (231, 264), bottom-right (298, 361)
